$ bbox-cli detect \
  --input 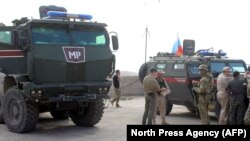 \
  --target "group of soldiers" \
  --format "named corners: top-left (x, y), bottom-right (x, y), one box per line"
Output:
top-left (141, 64), bottom-right (250, 125)
top-left (192, 64), bottom-right (250, 125)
